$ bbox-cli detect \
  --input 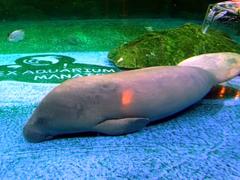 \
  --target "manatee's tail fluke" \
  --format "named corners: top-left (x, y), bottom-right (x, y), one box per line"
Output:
top-left (178, 52), bottom-right (240, 83)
